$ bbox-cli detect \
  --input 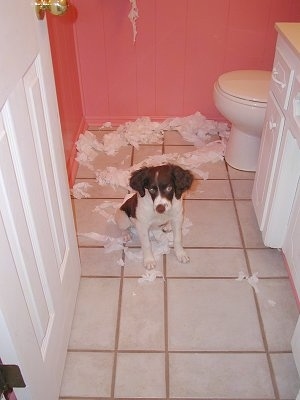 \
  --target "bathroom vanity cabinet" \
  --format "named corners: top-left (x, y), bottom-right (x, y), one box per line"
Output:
top-left (252, 23), bottom-right (300, 396)
top-left (252, 23), bottom-right (300, 295)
